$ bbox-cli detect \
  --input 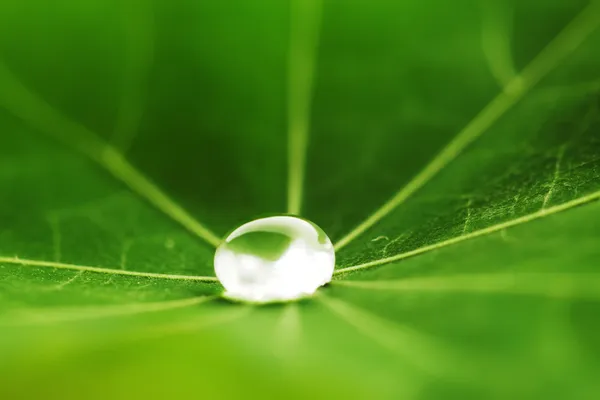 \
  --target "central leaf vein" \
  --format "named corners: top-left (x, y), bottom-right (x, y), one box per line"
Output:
top-left (287, 0), bottom-right (322, 215)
